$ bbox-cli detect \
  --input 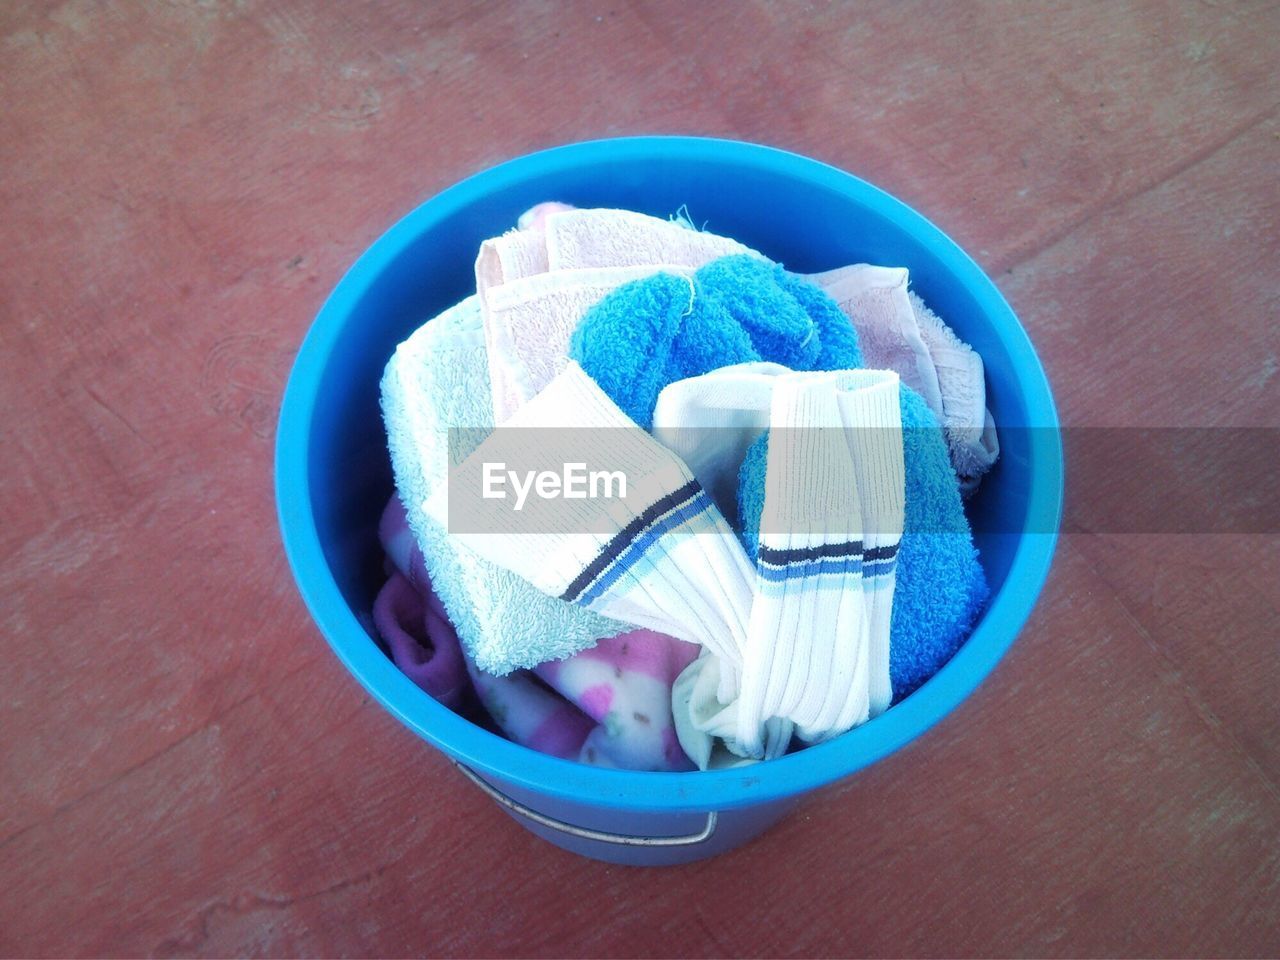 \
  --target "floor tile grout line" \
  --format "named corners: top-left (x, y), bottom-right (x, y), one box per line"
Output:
top-left (0, 645), bottom-right (326, 853)
top-left (997, 102), bottom-right (1280, 275)
top-left (1062, 535), bottom-right (1280, 812)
